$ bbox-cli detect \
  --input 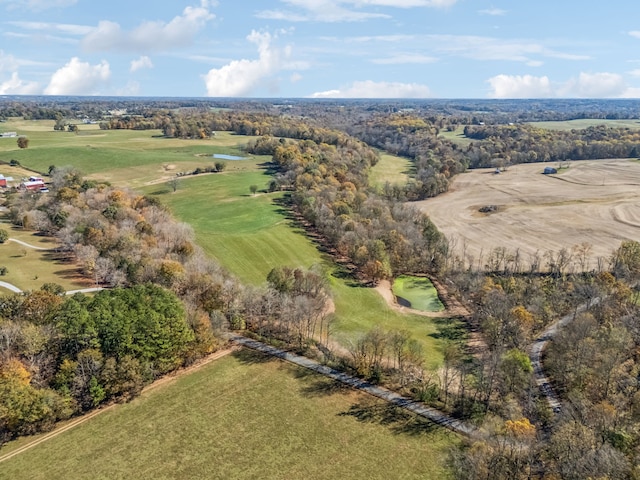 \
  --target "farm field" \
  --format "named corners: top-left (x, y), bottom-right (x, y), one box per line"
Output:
top-left (529, 118), bottom-right (640, 131)
top-left (147, 172), bottom-right (449, 368)
top-left (415, 159), bottom-right (640, 270)
top-left (369, 151), bottom-right (413, 187)
top-left (0, 118), bottom-right (264, 188)
top-left (0, 351), bottom-right (456, 480)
